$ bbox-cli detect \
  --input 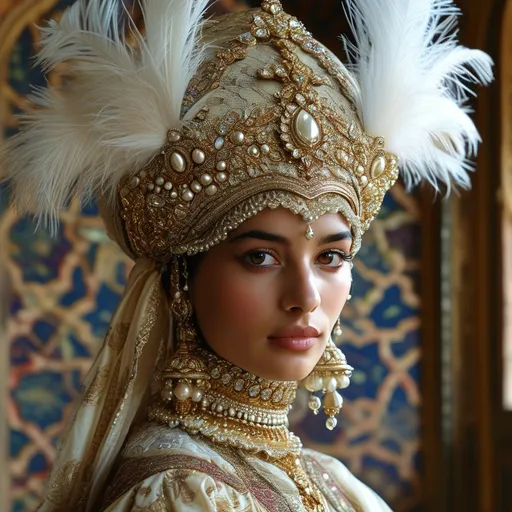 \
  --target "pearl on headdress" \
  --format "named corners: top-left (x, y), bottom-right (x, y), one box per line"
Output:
top-left (230, 131), bottom-right (245, 145)
top-left (216, 172), bottom-right (227, 183)
top-left (248, 145), bottom-right (260, 157)
top-left (261, 144), bottom-right (270, 154)
top-left (192, 149), bottom-right (206, 164)
top-left (191, 181), bottom-right (202, 193)
top-left (171, 152), bottom-right (186, 173)
top-left (200, 174), bottom-right (213, 186)
top-left (170, 191), bottom-right (178, 199)
top-left (147, 183), bottom-right (155, 191)
top-left (293, 109), bottom-right (321, 146)
top-left (371, 155), bottom-right (386, 178)
top-left (155, 177), bottom-right (164, 186)
top-left (216, 161), bottom-right (227, 171)
top-left (182, 190), bottom-right (194, 202)
top-left (168, 131), bottom-right (181, 142)
top-left (205, 185), bottom-right (218, 196)
top-left (164, 182), bottom-right (173, 191)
